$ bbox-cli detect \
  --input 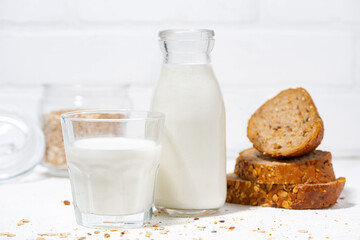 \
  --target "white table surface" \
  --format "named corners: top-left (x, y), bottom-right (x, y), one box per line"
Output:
top-left (1, 157), bottom-right (359, 240)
